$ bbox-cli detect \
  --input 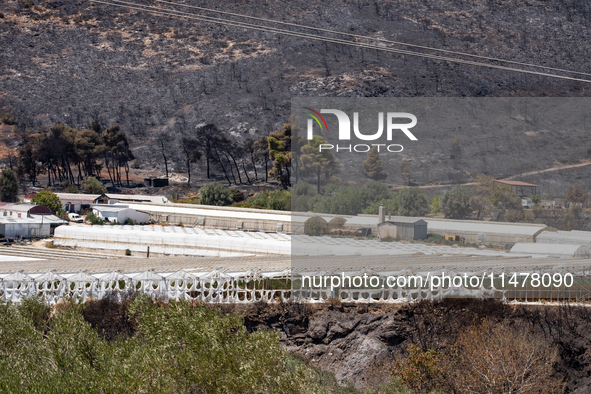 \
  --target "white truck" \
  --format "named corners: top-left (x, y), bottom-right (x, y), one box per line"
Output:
top-left (68, 213), bottom-right (84, 223)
